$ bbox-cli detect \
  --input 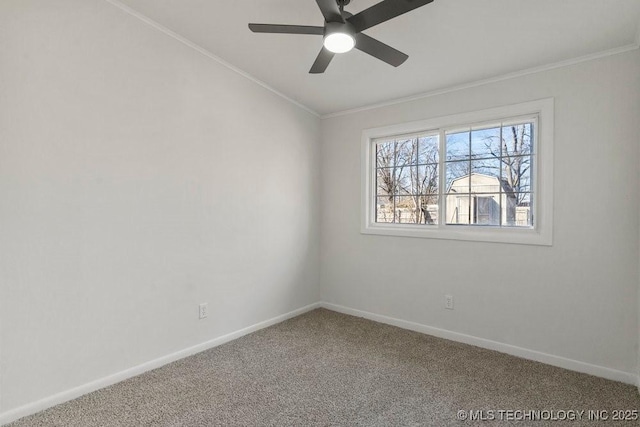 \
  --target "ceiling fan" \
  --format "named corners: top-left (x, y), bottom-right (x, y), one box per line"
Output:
top-left (248, 0), bottom-right (434, 74)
